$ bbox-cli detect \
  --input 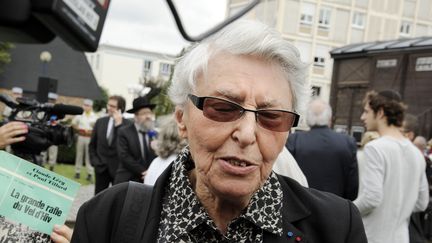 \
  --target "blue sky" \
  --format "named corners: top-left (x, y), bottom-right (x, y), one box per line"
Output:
top-left (100, 0), bottom-right (227, 55)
